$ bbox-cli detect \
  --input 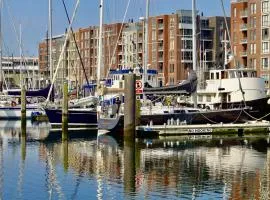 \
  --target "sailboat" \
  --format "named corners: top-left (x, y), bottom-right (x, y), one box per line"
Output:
top-left (43, 0), bottom-right (98, 130)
